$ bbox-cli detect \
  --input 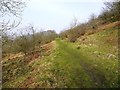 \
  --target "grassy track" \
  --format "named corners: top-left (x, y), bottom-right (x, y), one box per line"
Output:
top-left (50, 38), bottom-right (118, 88)
top-left (3, 36), bottom-right (118, 88)
top-left (50, 39), bottom-right (94, 88)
